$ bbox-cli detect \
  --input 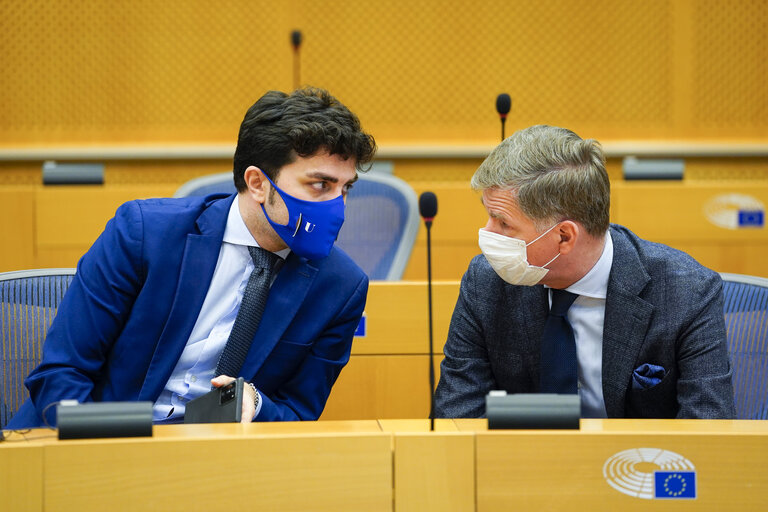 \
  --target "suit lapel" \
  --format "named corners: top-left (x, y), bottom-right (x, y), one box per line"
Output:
top-left (240, 253), bottom-right (318, 378)
top-left (601, 227), bottom-right (654, 417)
top-left (139, 195), bottom-right (232, 401)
